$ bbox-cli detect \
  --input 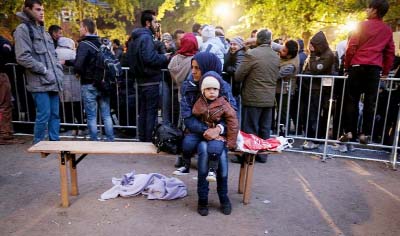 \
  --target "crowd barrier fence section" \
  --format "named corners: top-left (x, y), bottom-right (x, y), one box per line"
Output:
top-left (6, 63), bottom-right (400, 168)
